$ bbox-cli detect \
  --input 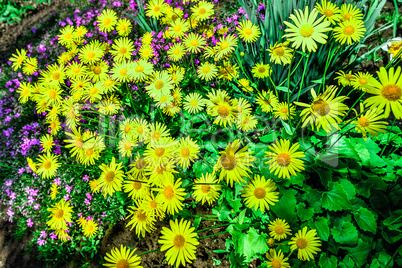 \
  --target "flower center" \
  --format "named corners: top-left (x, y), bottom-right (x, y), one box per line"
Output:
top-left (90, 87), bottom-right (98, 95)
top-left (73, 67), bottom-right (81, 74)
top-left (44, 160), bottom-right (52, 170)
top-left (271, 259), bottom-right (281, 268)
top-left (93, 66), bottom-right (102, 74)
top-left (277, 152), bottom-right (291, 167)
top-left (344, 13), bottom-right (352, 21)
top-left (220, 41), bottom-right (229, 50)
top-left (273, 47), bottom-right (284, 56)
top-left (299, 24), bottom-right (314, 37)
top-left (116, 259), bottom-right (129, 268)
top-left (202, 66), bottom-right (211, 74)
top-left (104, 18), bottom-right (111, 26)
top-left (135, 65), bottom-right (144, 73)
top-left (357, 117), bottom-right (370, 127)
top-left (52, 72), bottom-right (60, 80)
top-left (221, 154), bottom-right (236, 170)
top-left (153, 5), bottom-right (161, 12)
top-left (323, 9), bottom-right (334, 17)
top-left (164, 185), bottom-right (175, 200)
top-left (201, 185), bottom-right (211, 193)
top-left (133, 181), bottom-right (142, 190)
top-left (87, 52), bottom-right (95, 59)
top-left (313, 99), bottom-right (330, 116)
top-left (119, 47), bottom-right (127, 55)
top-left (343, 26), bottom-right (355, 36)
top-left (190, 99), bottom-right (198, 107)
top-left (173, 49), bottom-right (181, 55)
top-left (137, 125), bottom-right (143, 134)
top-left (86, 148), bottom-right (94, 156)
top-left (254, 187), bottom-right (266, 199)
top-left (381, 84), bottom-right (401, 101)
top-left (155, 80), bottom-right (164, 90)
top-left (49, 90), bottom-right (57, 99)
top-left (190, 39), bottom-right (199, 47)
top-left (136, 158), bottom-right (146, 169)
top-left (86, 224), bottom-right (94, 232)
top-left (174, 25), bottom-right (182, 32)
top-left (345, 74), bottom-right (354, 81)
top-left (275, 226), bottom-right (284, 234)
top-left (181, 148), bottom-right (190, 157)
top-left (296, 238), bottom-right (308, 249)
top-left (153, 132), bottom-right (161, 140)
top-left (244, 28), bottom-right (253, 36)
top-left (280, 107), bottom-right (288, 114)
top-left (137, 210), bottom-right (147, 222)
top-left (155, 148), bottom-right (165, 157)
top-left (120, 25), bottom-right (127, 31)
top-left (198, 7), bottom-right (206, 15)
top-left (124, 141), bottom-right (132, 151)
top-left (120, 68), bottom-right (128, 76)
top-left (358, 77), bottom-right (367, 85)
top-left (173, 234), bottom-right (185, 248)
top-left (150, 200), bottom-right (157, 208)
top-left (258, 67), bottom-right (266, 73)
top-left (217, 104), bottom-right (230, 117)
top-left (105, 171), bottom-right (115, 183)
top-left (22, 88), bottom-right (29, 96)
top-left (65, 33), bottom-right (72, 40)
top-left (55, 209), bottom-right (64, 219)
top-left (124, 125), bottom-right (131, 134)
